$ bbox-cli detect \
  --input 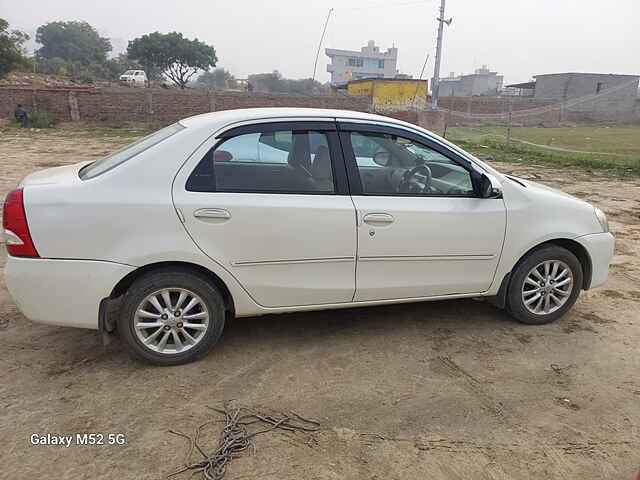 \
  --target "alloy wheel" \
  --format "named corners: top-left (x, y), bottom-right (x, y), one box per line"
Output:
top-left (521, 260), bottom-right (574, 315)
top-left (133, 288), bottom-right (210, 354)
